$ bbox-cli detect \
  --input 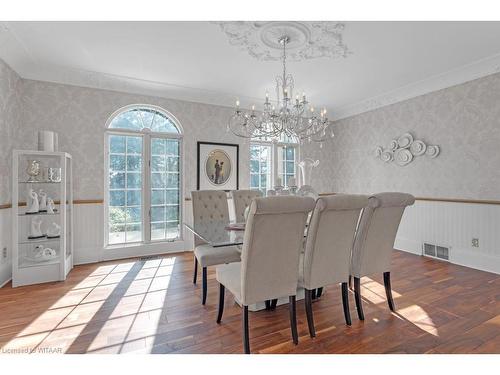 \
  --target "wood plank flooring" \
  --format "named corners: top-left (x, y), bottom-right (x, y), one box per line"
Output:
top-left (0, 250), bottom-right (499, 354)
